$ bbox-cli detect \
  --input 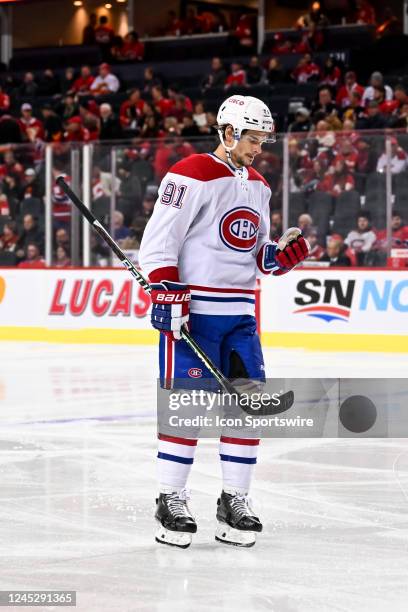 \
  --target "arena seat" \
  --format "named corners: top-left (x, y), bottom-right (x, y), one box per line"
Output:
top-left (307, 191), bottom-right (332, 243)
top-left (332, 190), bottom-right (362, 236)
top-left (0, 251), bottom-right (17, 267)
top-left (10, 45), bottom-right (102, 71)
top-left (288, 192), bottom-right (306, 227)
